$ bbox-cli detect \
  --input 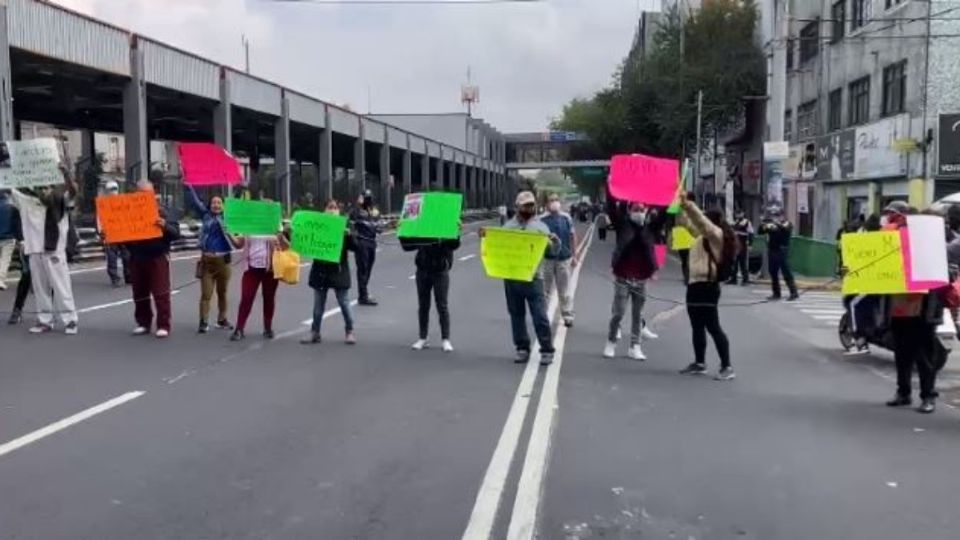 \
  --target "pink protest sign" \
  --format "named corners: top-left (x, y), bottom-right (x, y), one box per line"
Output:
top-left (178, 143), bottom-right (243, 186)
top-left (654, 244), bottom-right (667, 269)
top-left (900, 218), bottom-right (949, 292)
top-left (608, 154), bottom-right (680, 206)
